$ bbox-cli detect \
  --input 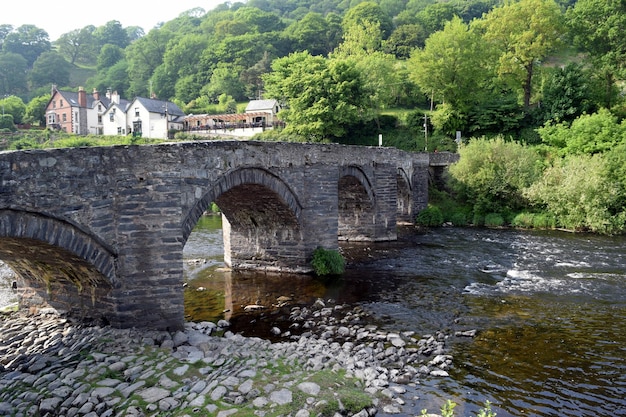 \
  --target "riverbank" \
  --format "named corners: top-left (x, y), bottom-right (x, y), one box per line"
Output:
top-left (0, 297), bottom-right (463, 417)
